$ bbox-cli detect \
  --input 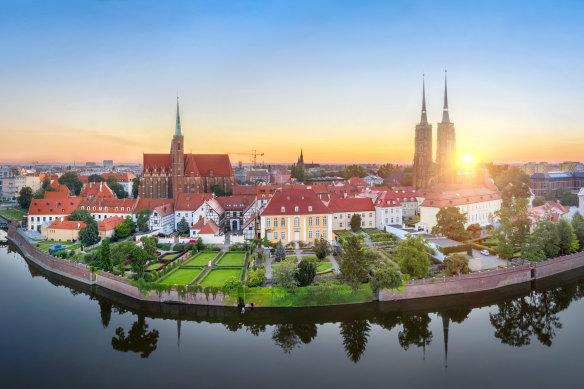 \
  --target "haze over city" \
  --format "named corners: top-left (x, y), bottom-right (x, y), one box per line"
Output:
top-left (1, 0), bottom-right (583, 164)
